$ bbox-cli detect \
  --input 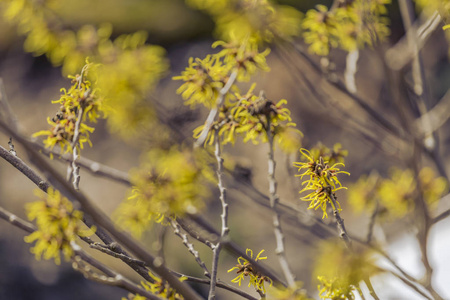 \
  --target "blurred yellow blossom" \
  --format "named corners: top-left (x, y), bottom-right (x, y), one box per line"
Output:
top-left (25, 188), bottom-right (95, 265)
